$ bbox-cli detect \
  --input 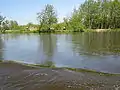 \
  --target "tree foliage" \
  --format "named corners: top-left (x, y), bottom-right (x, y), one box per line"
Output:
top-left (0, 14), bottom-right (19, 32)
top-left (1, 20), bottom-right (19, 30)
top-left (9, 20), bottom-right (18, 30)
top-left (68, 0), bottom-right (120, 29)
top-left (37, 4), bottom-right (57, 31)
top-left (0, 14), bottom-right (5, 30)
